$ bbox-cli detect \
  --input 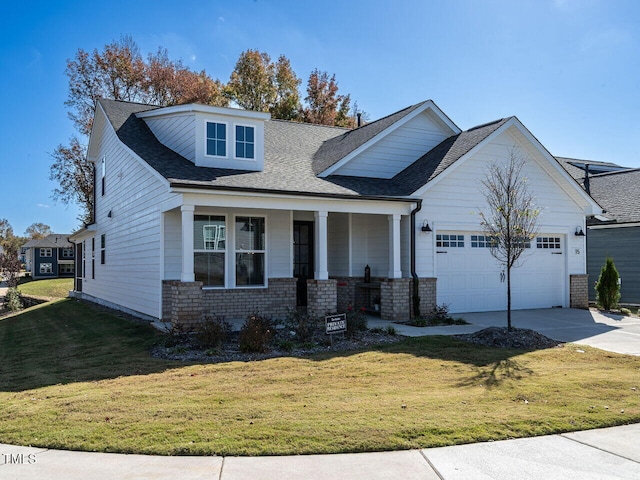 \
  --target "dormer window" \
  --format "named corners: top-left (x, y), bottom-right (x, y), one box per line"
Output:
top-left (206, 122), bottom-right (227, 157)
top-left (235, 125), bottom-right (255, 159)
